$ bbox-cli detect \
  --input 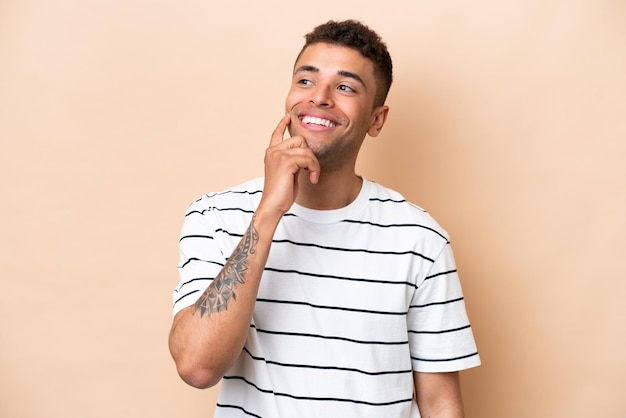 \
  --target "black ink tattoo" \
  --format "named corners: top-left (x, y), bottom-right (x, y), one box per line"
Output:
top-left (193, 218), bottom-right (259, 317)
